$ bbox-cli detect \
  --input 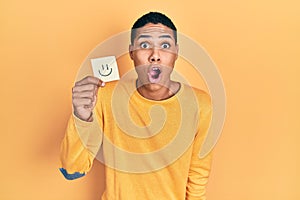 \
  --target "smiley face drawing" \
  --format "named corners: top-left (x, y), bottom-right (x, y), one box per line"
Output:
top-left (98, 64), bottom-right (113, 77)
top-left (91, 56), bottom-right (120, 82)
